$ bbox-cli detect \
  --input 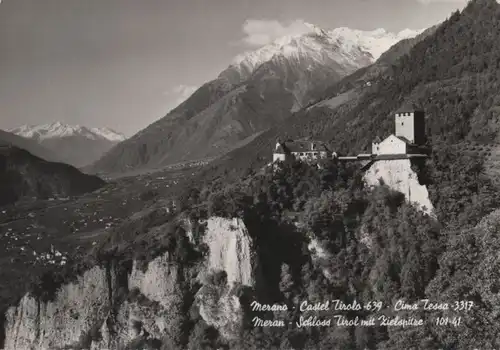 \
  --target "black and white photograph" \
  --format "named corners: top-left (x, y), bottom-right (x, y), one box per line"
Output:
top-left (0, 0), bottom-right (498, 349)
